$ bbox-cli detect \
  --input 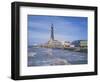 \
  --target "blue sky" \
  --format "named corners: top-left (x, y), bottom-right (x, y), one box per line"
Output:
top-left (28, 15), bottom-right (87, 45)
